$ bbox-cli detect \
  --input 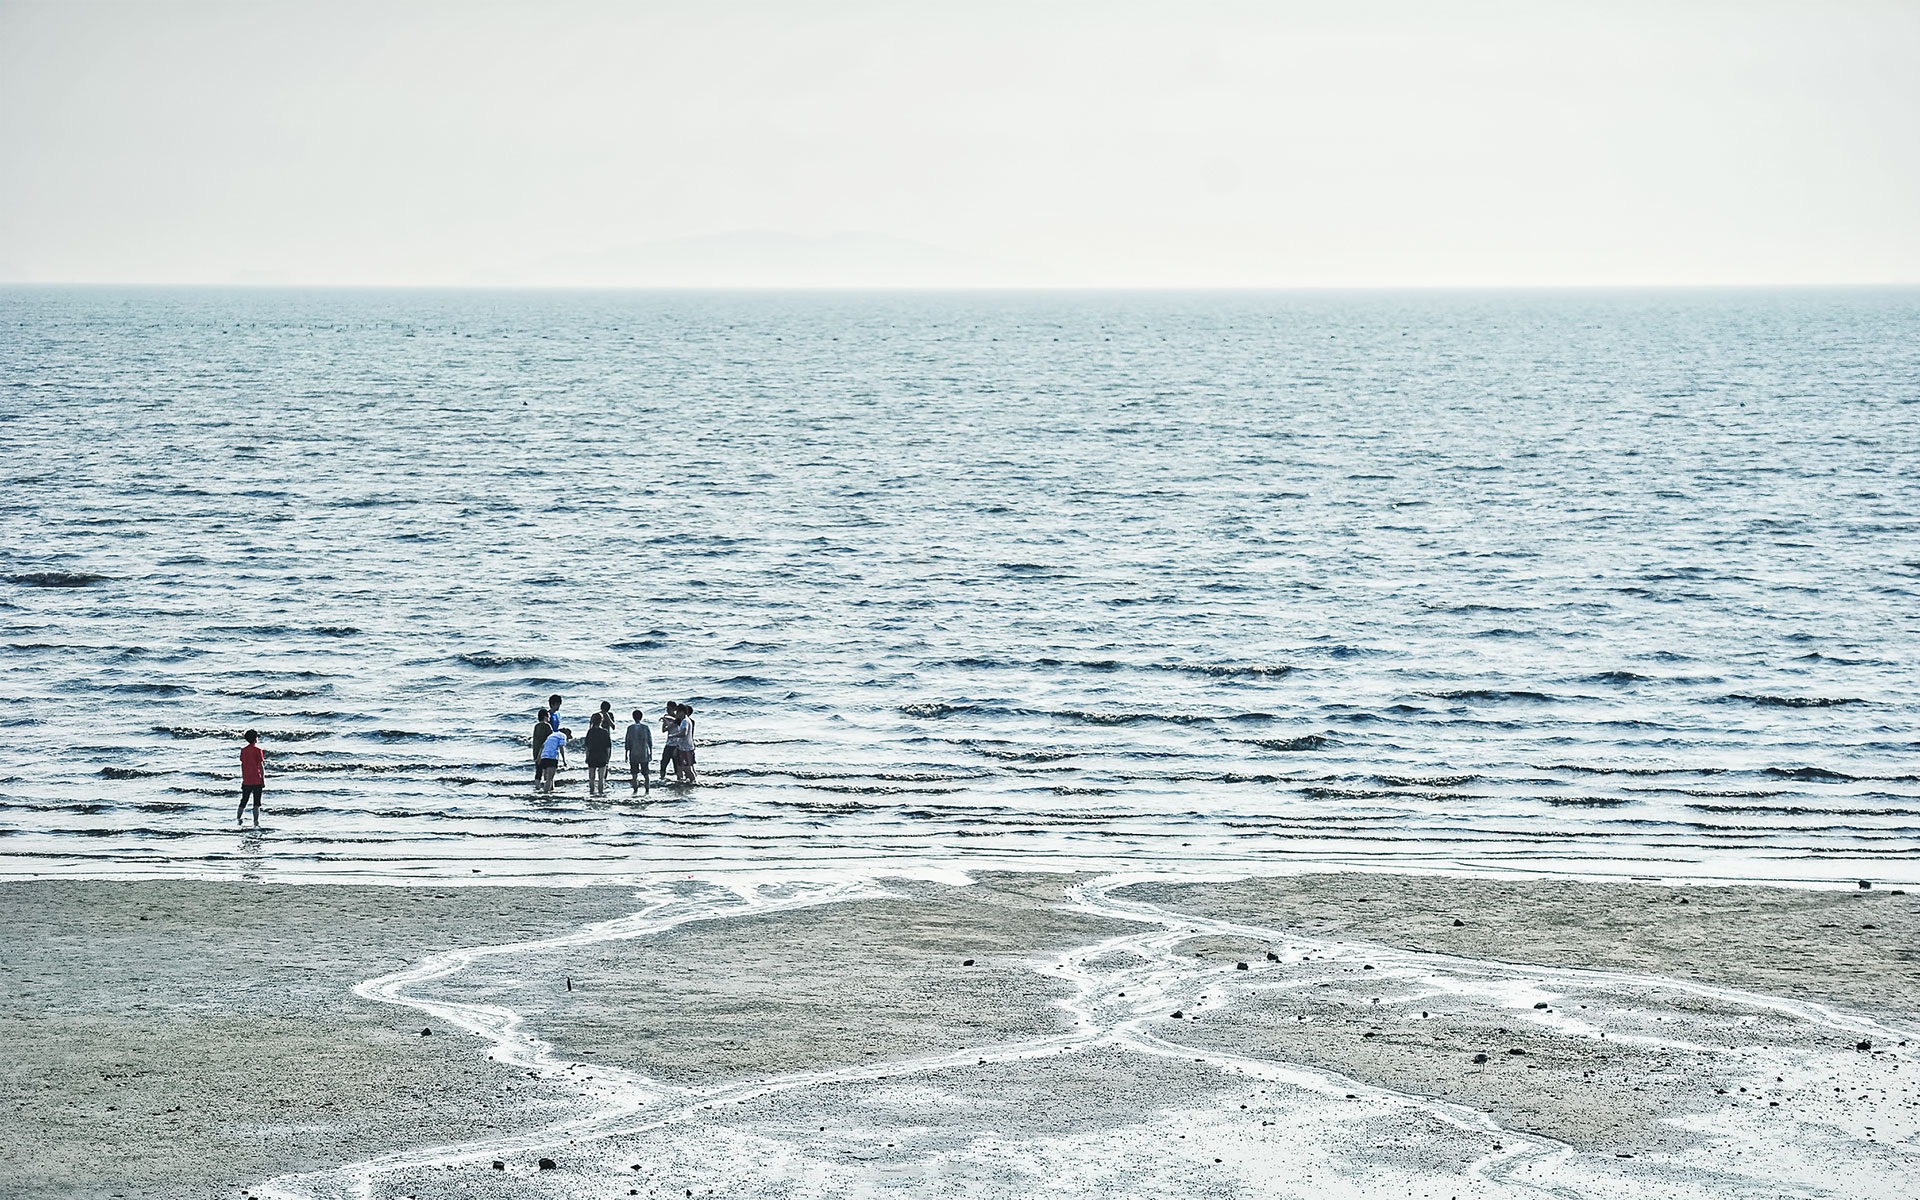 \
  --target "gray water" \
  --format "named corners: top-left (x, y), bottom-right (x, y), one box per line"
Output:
top-left (3, 287), bottom-right (1916, 884)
